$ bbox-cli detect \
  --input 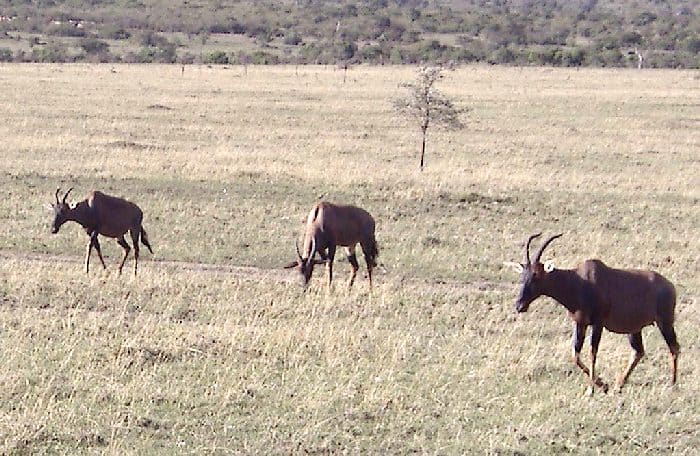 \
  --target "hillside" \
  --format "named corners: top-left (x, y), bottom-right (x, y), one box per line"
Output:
top-left (0, 0), bottom-right (698, 67)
